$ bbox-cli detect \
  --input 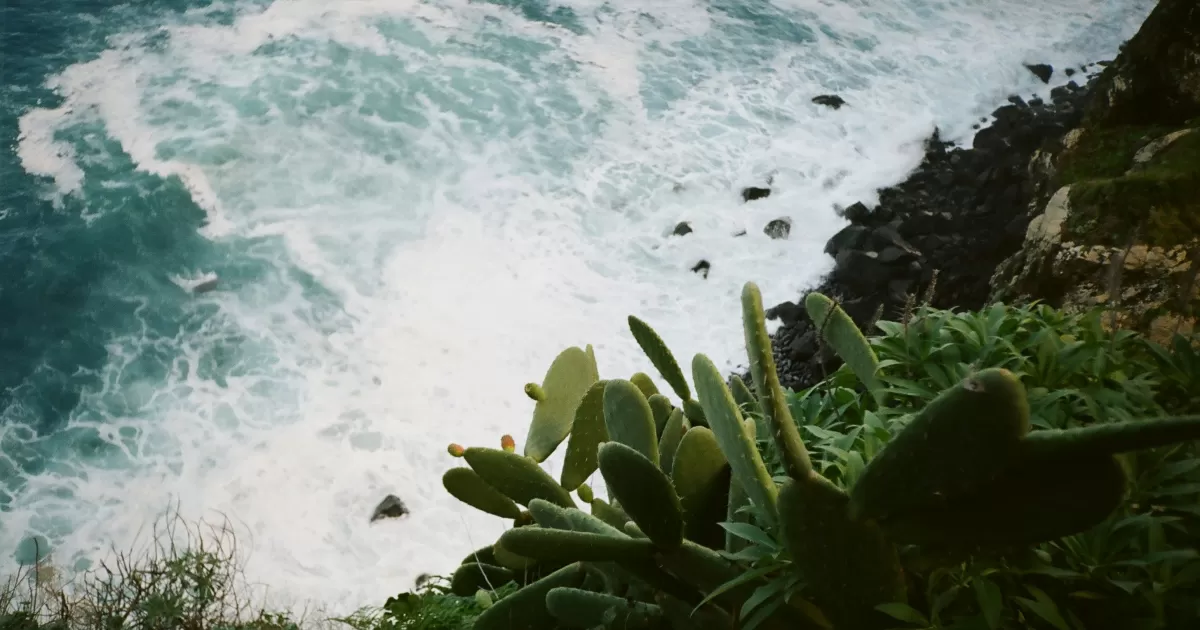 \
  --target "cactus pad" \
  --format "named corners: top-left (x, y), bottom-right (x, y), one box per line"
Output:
top-left (671, 426), bottom-right (732, 549)
top-left (648, 393), bottom-right (674, 437)
top-left (442, 466), bottom-right (522, 519)
top-left (730, 374), bottom-right (762, 415)
top-left (742, 282), bottom-right (813, 480)
top-left (628, 315), bottom-right (692, 400)
top-left (804, 291), bottom-right (882, 393)
top-left (657, 408), bottom-right (690, 474)
top-left (603, 379), bottom-right (659, 465)
top-left (777, 477), bottom-right (906, 630)
top-left (524, 346), bottom-right (600, 463)
top-left (462, 447), bottom-right (576, 508)
top-left (560, 380), bottom-right (609, 490)
top-left (880, 451), bottom-right (1129, 548)
top-left (1022, 414), bottom-right (1200, 460)
top-left (546, 587), bottom-right (661, 629)
top-left (692, 352), bottom-right (778, 529)
top-left (598, 441), bottom-right (685, 549)
top-left (498, 527), bottom-right (657, 563)
top-left (849, 368), bottom-right (1030, 522)
top-left (472, 562), bottom-right (586, 630)
top-left (590, 498), bottom-right (631, 531)
top-left (631, 372), bottom-right (661, 398)
top-left (450, 562), bottom-right (515, 596)
top-left (527, 499), bottom-right (628, 538)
